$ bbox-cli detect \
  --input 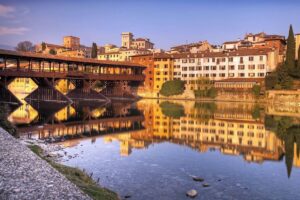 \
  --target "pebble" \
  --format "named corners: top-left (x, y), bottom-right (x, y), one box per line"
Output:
top-left (202, 183), bottom-right (210, 187)
top-left (192, 176), bottom-right (204, 182)
top-left (186, 189), bottom-right (198, 198)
